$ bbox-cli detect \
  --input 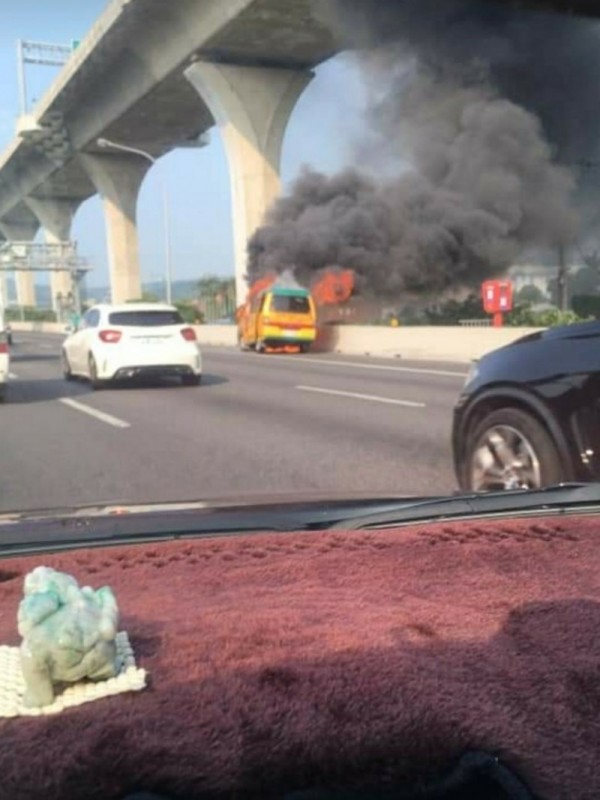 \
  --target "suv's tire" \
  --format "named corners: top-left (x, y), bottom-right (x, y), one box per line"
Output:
top-left (88, 354), bottom-right (105, 390)
top-left (462, 407), bottom-right (564, 492)
top-left (62, 350), bottom-right (74, 381)
top-left (182, 374), bottom-right (201, 386)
